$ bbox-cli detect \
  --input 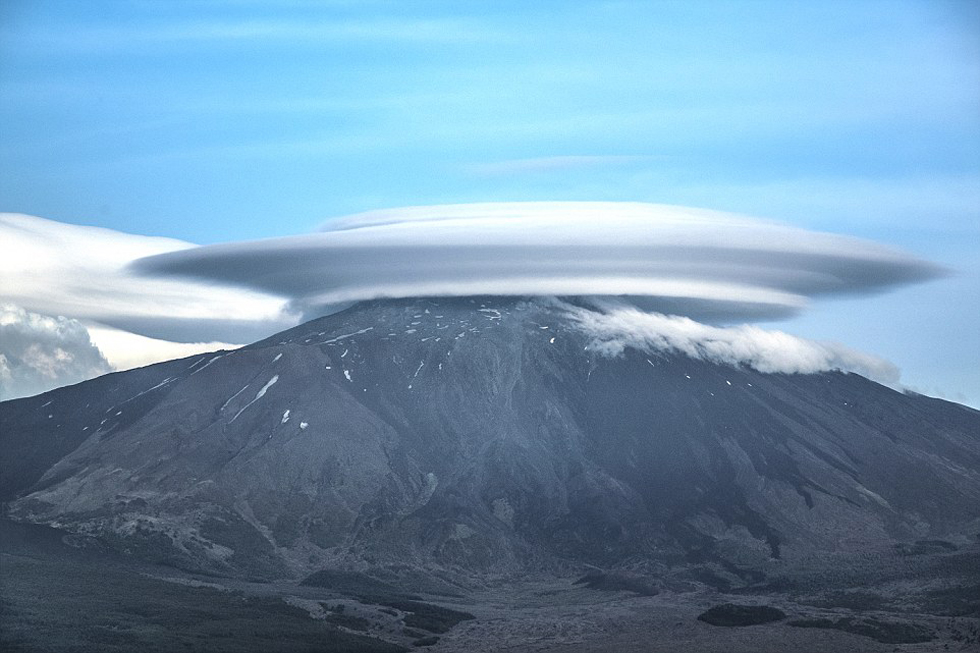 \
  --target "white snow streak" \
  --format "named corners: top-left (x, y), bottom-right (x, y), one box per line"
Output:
top-left (190, 354), bottom-right (225, 375)
top-left (229, 375), bottom-right (279, 423)
top-left (318, 327), bottom-right (373, 345)
top-left (220, 383), bottom-right (250, 411)
top-left (122, 376), bottom-right (175, 404)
